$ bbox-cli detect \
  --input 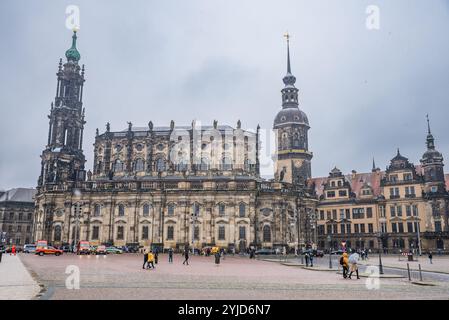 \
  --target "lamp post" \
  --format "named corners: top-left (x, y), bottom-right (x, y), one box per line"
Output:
top-left (416, 217), bottom-right (422, 256)
top-left (327, 234), bottom-right (332, 269)
top-left (377, 231), bottom-right (384, 274)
